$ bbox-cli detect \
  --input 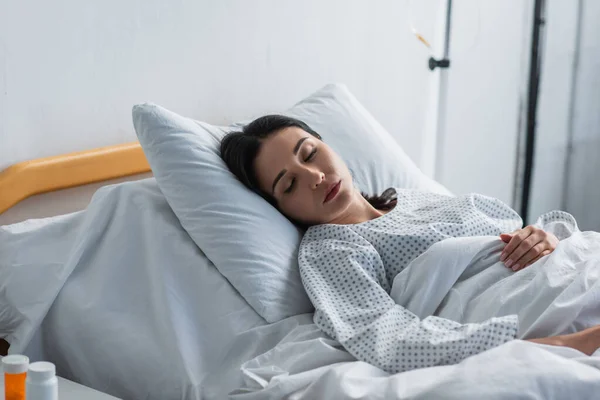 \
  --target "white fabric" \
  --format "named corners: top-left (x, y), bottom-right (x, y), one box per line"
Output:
top-left (234, 227), bottom-right (600, 399)
top-left (2, 180), bottom-right (600, 399)
top-left (400, 233), bottom-right (600, 339)
top-left (299, 189), bottom-right (578, 373)
top-left (0, 211), bottom-right (84, 352)
top-left (234, 330), bottom-right (600, 399)
top-left (132, 83), bottom-right (450, 322)
top-left (132, 103), bottom-right (310, 323)
top-left (0, 178), bottom-right (298, 399)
